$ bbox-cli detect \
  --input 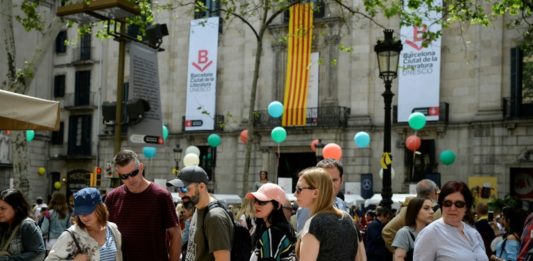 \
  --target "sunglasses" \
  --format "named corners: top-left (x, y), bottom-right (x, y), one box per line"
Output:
top-left (442, 200), bottom-right (466, 208)
top-left (254, 199), bottom-right (272, 206)
top-left (295, 186), bottom-right (314, 194)
top-left (178, 186), bottom-right (189, 193)
top-left (118, 169), bottom-right (140, 180)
